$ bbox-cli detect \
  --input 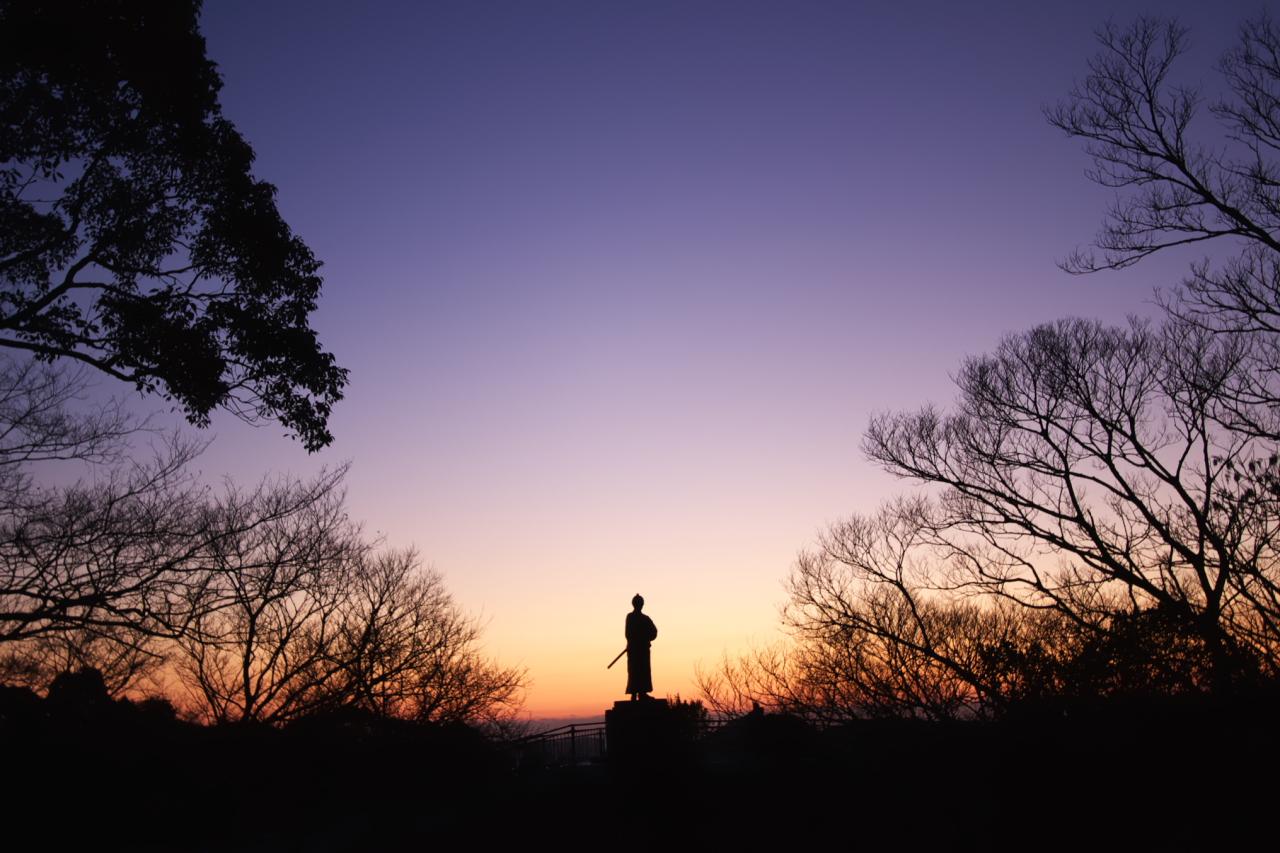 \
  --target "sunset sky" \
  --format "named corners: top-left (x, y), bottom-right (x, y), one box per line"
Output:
top-left (129, 0), bottom-right (1266, 716)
